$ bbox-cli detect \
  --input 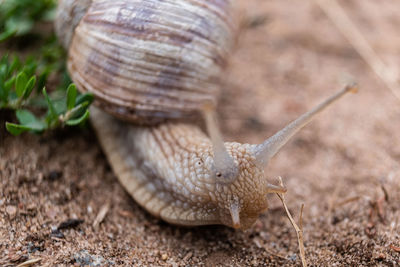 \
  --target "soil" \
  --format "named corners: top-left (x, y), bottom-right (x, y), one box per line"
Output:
top-left (1, 0), bottom-right (399, 266)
